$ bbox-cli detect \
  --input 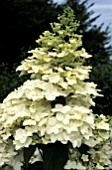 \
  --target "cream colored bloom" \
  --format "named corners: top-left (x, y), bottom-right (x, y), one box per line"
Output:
top-left (96, 120), bottom-right (109, 130)
top-left (52, 104), bottom-right (71, 114)
top-left (64, 160), bottom-right (76, 169)
top-left (43, 83), bottom-right (66, 100)
top-left (0, 140), bottom-right (17, 167)
top-left (23, 119), bottom-right (37, 126)
top-left (14, 129), bottom-right (32, 150)
top-left (0, 7), bottom-right (111, 169)
top-left (96, 163), bottom-right (104, 169)
top-left (81, 154), bottom-right (89, 162)
top-left (14, 137), bottom-right (32, 150)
